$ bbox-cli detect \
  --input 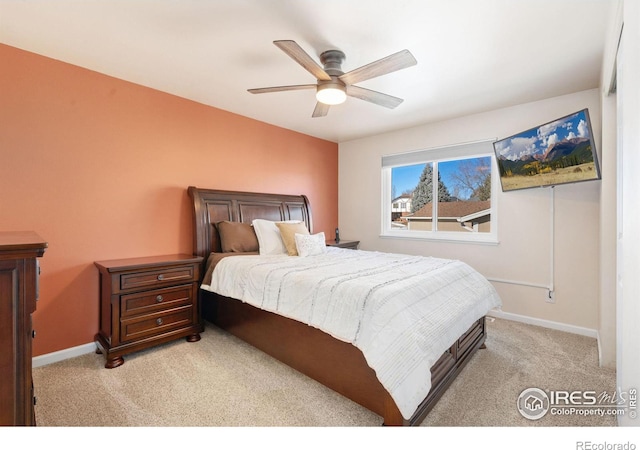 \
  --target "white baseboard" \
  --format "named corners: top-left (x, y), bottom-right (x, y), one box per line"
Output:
top-left (488, 309), bottom-right (598, 339)
top-left (32, 341), bottom-right (97, 368)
